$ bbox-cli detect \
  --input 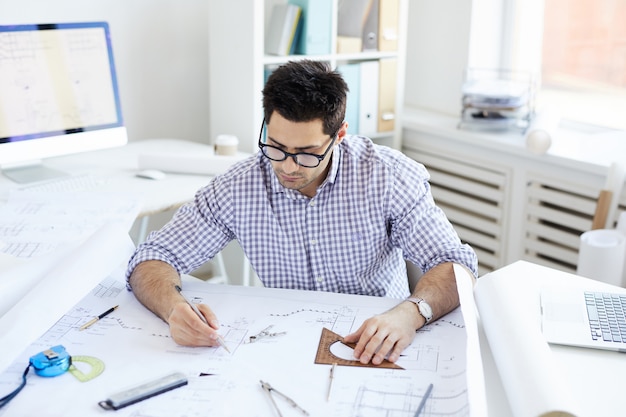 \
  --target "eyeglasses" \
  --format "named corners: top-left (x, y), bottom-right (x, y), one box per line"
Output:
top-left (258, 119), bottom-right (338, 168)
